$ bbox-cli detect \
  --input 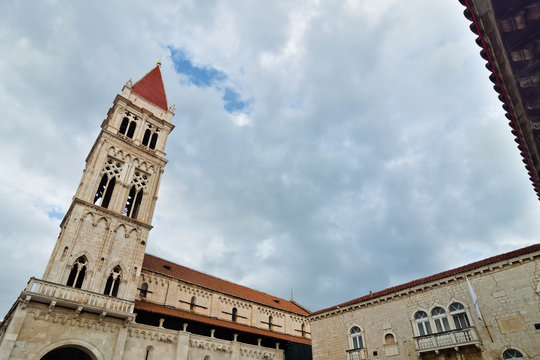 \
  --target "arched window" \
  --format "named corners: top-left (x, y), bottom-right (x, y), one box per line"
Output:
top-left (432, 307), bottom-right (450, 332)
top-left (142, 129), bottom-right (151, 146)
top-left (123, 186), bottom-right (143, 219)
top-left (190, 296), bottom-right (196, 311)
top-left (126, 121), bottom-right (136, 138)
top-left (132, 189), bottom-right (143, 219)
top-left (268, 315), bottom-right (273, 330)
top-left (349, 326), bottom-right (363, 349)
top-left (503, 349), bottom-right (524, 359)
top-left (449, 303), bottom-right (470, 329)
top-left (149, 133), bottom-right (158, 149)
top-left (123, 186), bottom-right (136, 216)
top-left (232, 307), bottom-right (238, 322)
top-left (414, 311), bottom-right (432, 336)
top-left (93, 174), bottom-right (108, 205)
top-left (384, 333), bottom-right (395, 345)
top-left (139, 282), bottom-right (148, 298)
top-left (66, 256), bottom-right (88, 289)
top-left (101, 176), bottom-right (116, 208)
top-left (119, 117), bottom-right (129, 135)
top-left (93, 174), bottom-right (116, 208)
top-left (145, 345), bottom-right (154, 360)
top-left (104, 266), bottom-right (121, 297)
